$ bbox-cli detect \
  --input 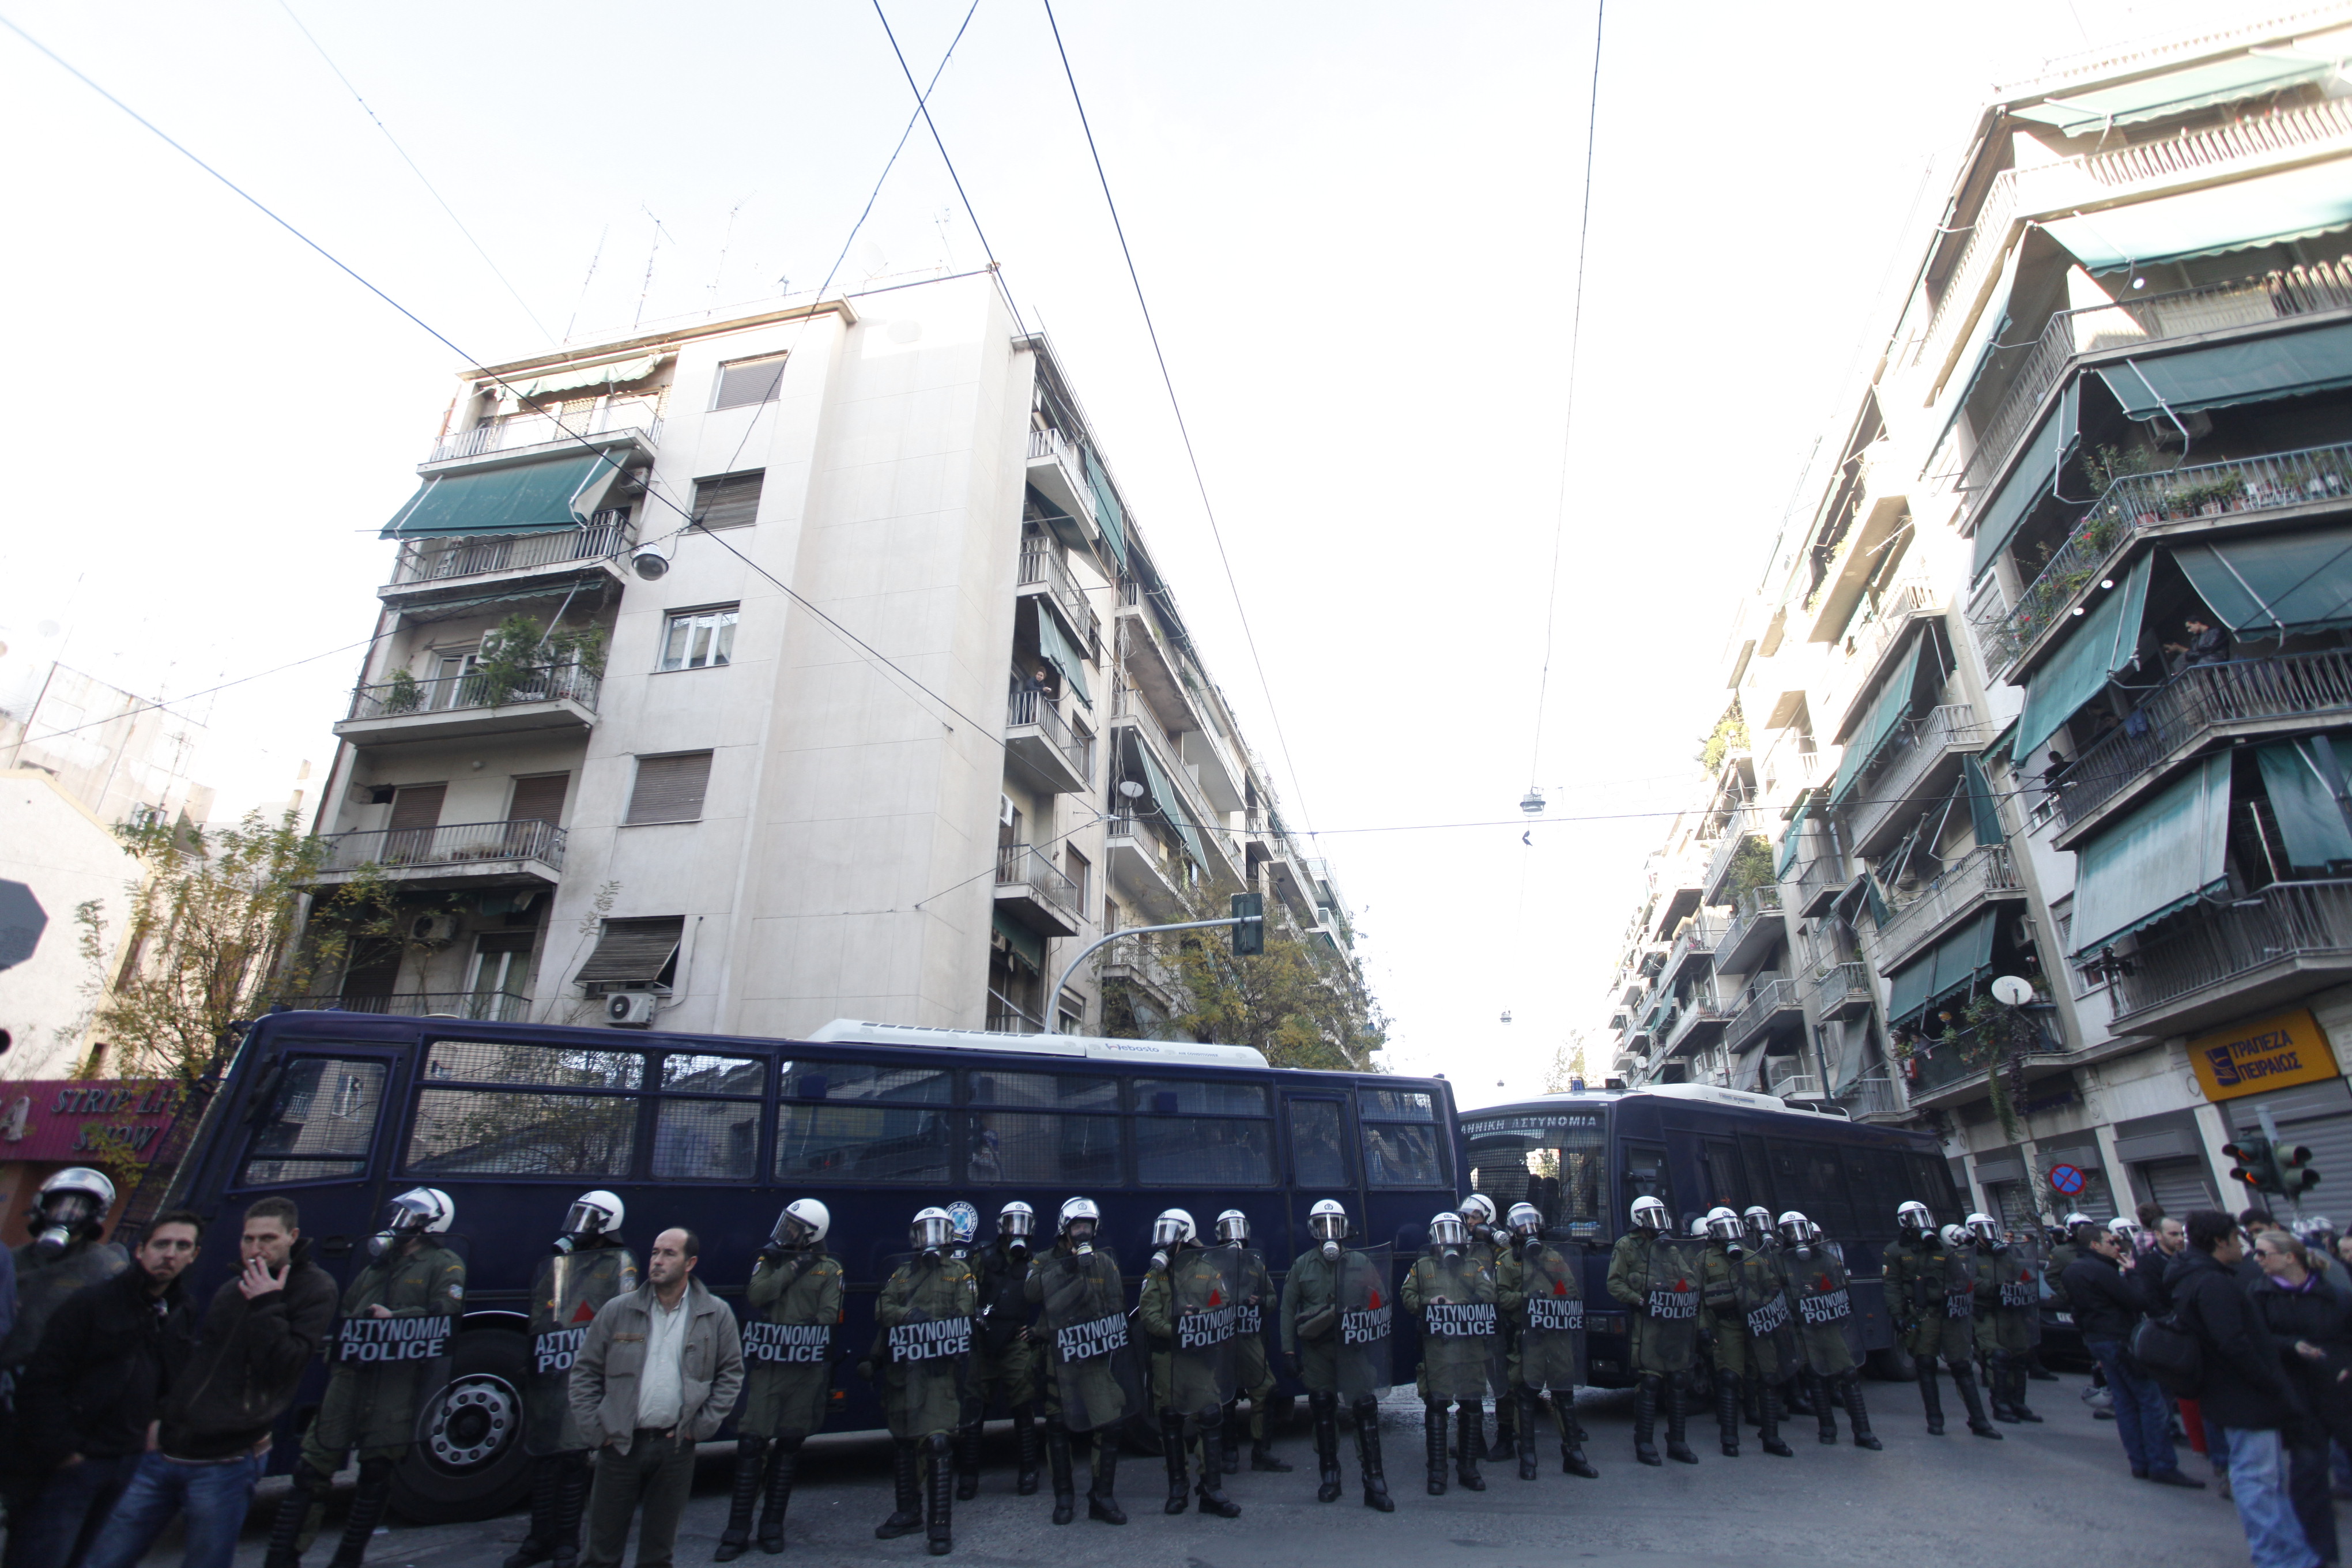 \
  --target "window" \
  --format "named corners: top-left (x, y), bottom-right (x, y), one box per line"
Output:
top-left (691, 470), bottom-right (765, 531)
top-left (576, 917), bottom-right (684, 990)
top-left (1622, 1143), bottom-right (1673, 1227)
top-left (966, 1071), bottom-right (1121, 1185)
top-left (1064, 847), bottom-right (1090, 912)
top-left (1133, 1078), bottom-right (1273, 1185)
top-left (1360, 1086), bottom-right (1447, 1188)
top-left (659, 608), bottom-right (736, 672)
top-left (1288, 1099), bottom-right (1351, 1188)
top-left (242, 1057), bottom-right (387, 1186)
top-left (1768, 1140), bottom-right (1856, 1236)
top-left (653, 1053), bottom-right (763, 1181)
top-left (775, 1060), bottom-right (952, 1183)
top-left (714, 354), bottom-right (786, 409)
top-left (626, 754), bottom-right (713, 825)
top-left (405, 1039), bottom-right (642, 1177)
